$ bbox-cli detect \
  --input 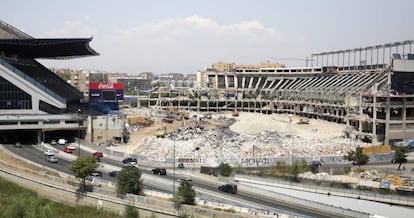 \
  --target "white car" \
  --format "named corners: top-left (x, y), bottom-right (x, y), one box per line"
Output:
top-left (66, 143), bottom-right (77, 150)
top-left (47, 155), bottom-right (58, 163)
top-left (57, 139), bottom-right (66, 145)
top-left (44, 149), bottom-right (54, 156)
